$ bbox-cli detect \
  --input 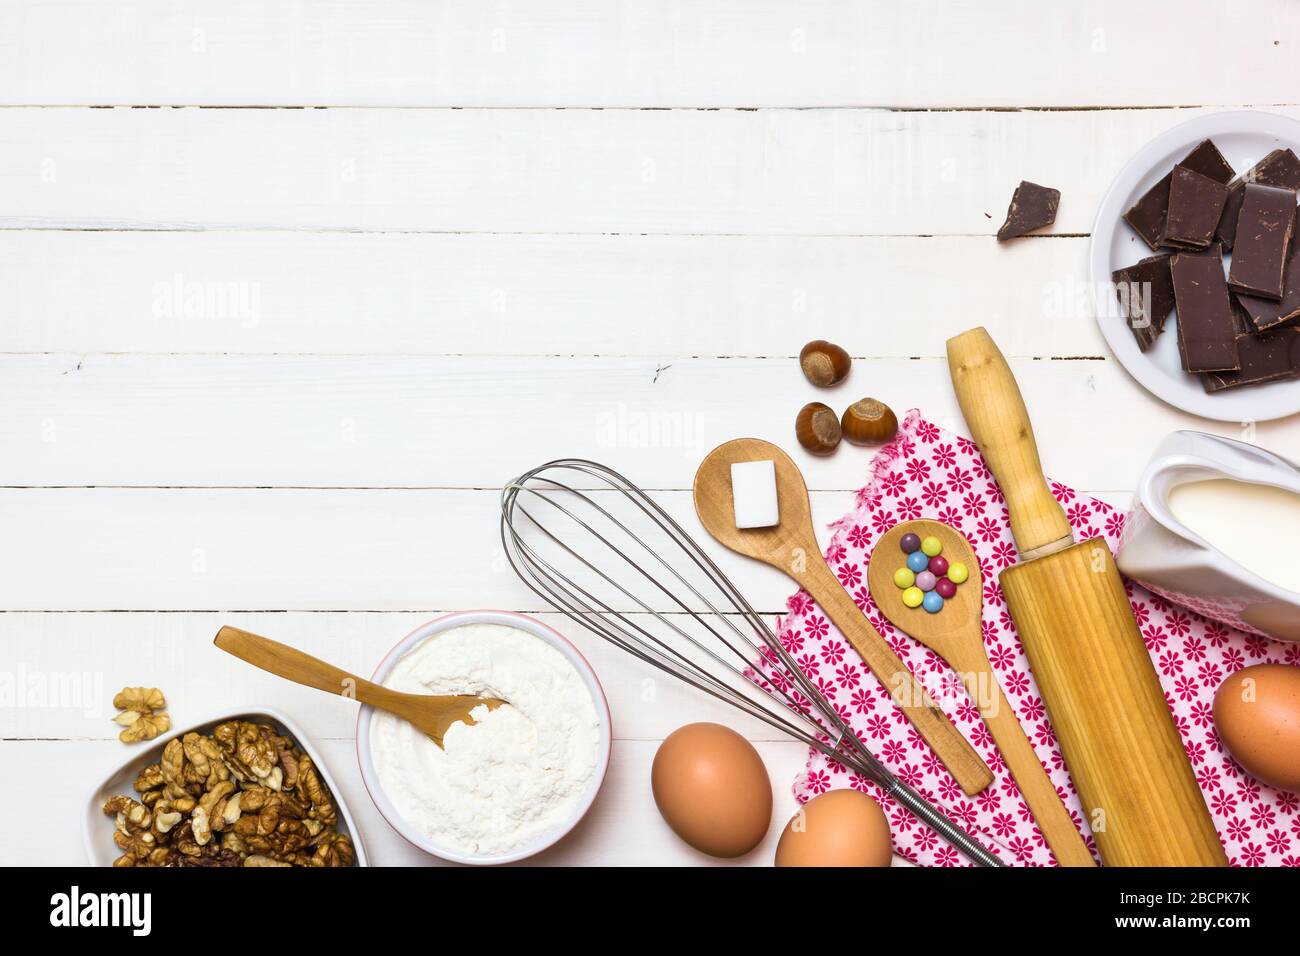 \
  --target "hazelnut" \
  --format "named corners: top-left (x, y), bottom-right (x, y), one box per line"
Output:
top-left (841, 398), bottom-right (898, 445)
top-left (799, 340), bottom-right (851, 387)
top-left (795, 402), bottom-right (842, 456)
